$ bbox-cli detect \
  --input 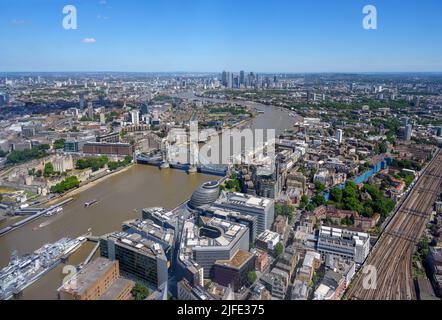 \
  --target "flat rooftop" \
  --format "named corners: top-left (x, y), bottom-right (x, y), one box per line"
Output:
top-left (257, 230), bottom-right (280, 242)
top-left (98, 278), bottom-right (134, 300)
top-left (122, 219), bottom-right (174, 247)
top-left (60, 257), bottom-right (116, 296)
top-left (216, 192), bottom-right (272, 210)
top-left (102, 232), bottom-right (165, 259)
top-left (143, 207), bottom-right (177, 222)
top-left (215, 249), bottom-right (253, 269)
top-left (179, 217), bottom-right (248, 268)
